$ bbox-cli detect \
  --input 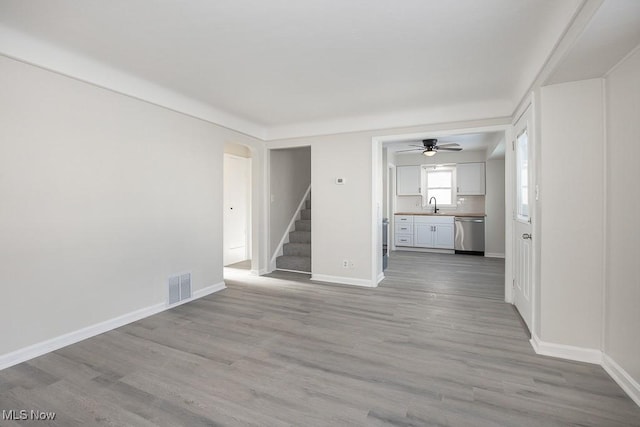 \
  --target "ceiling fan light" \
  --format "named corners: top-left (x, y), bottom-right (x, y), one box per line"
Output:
top-left (423, 149), bottom-right (436, 157)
